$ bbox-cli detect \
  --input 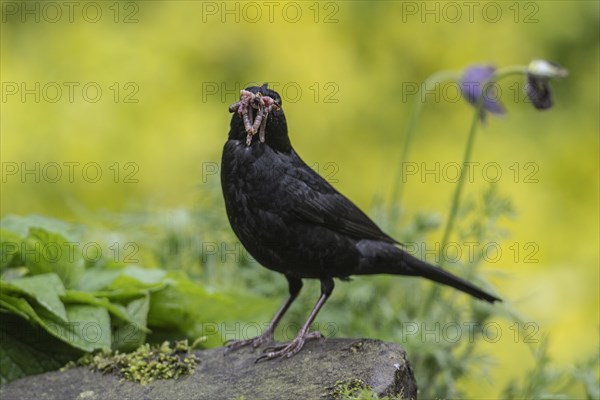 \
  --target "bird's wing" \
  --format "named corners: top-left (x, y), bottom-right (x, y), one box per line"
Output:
top-left (285, 155), bottom-right (398, 244)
